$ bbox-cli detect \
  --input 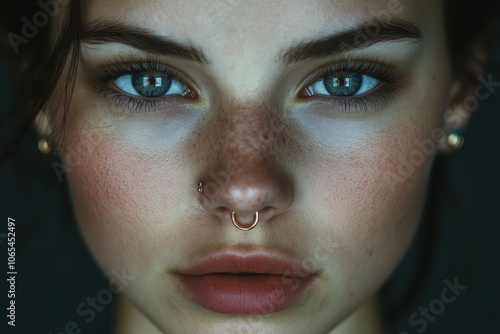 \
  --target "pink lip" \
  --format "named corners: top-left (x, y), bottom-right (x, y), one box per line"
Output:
top-left (173, 253), bottom-right (317, 314)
